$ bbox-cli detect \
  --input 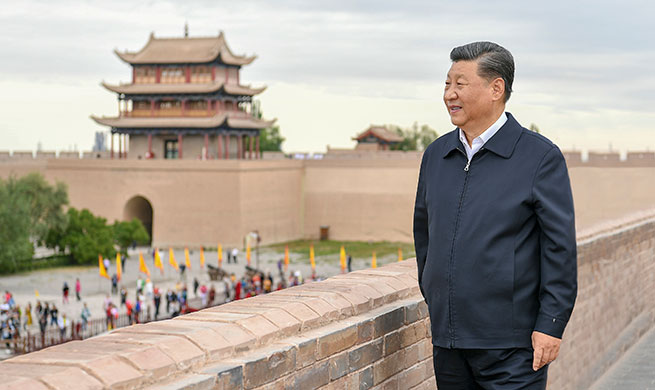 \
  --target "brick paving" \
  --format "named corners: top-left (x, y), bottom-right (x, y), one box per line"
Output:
top-left (592, 327), bottom-right (655, 389)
